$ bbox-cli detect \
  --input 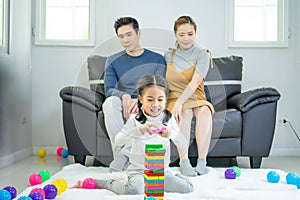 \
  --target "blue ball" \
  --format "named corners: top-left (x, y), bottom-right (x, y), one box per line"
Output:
top-left (18, 196), bottom-right (33, 200)
top-left (267, 171), bottom-right (280, 183)
top-left (61, 149), bottom-right (69, 158)
top-left (0, 189), bottom-right (11, 200)
top-left (297, 178), bottom-right (300, 189)
top-left (286, 172), bottom-right (299, 185)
